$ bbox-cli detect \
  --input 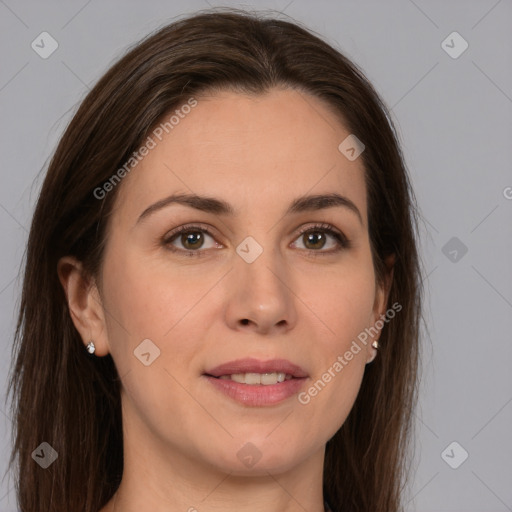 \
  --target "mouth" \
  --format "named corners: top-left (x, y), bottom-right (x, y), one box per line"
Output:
top-left (203, 358), bottom-right (309, 406)
top-left (215, 372), bottom-right (295, 385)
